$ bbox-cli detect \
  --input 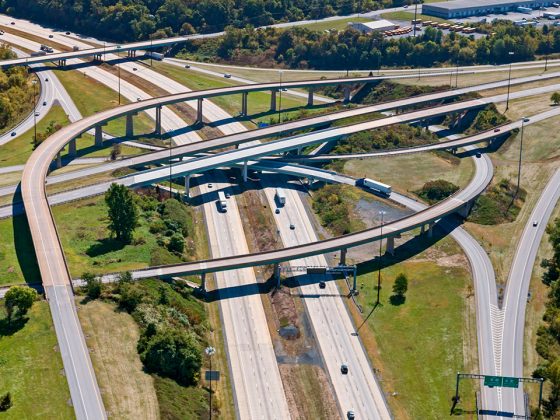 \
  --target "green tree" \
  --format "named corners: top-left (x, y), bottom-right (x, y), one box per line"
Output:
top-left (168, 233), bottom-right (185, 254)
top-left (552, 92), bottom-right (560, 106)
top-left (105, 183), bottom-right (139, 243)
top-left (393, 273), bottom-right (409, 297)
top-left (82, 272), bottom-right (101, 300)
top-left (4, 286), bottom-right (37, 320)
